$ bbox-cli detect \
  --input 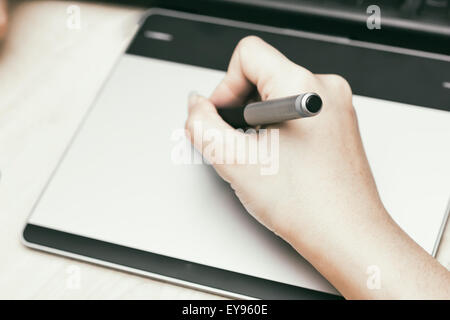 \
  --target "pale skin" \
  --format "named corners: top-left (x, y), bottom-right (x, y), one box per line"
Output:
top-left (185, 36), bottom-right (450, 299)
